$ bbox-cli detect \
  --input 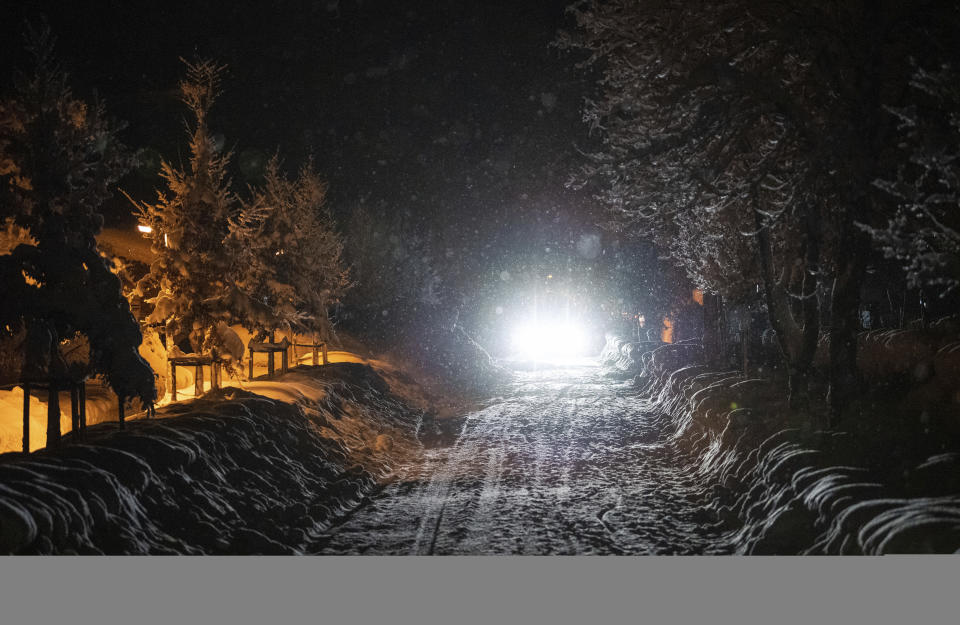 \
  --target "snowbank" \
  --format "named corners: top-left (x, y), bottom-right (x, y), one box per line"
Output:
top-left (599, 333), bottom-right (670, 383)
top-left (0, 362), bottom-right (424, 554)
top-left (612, 333), bottom-right (960, 554)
